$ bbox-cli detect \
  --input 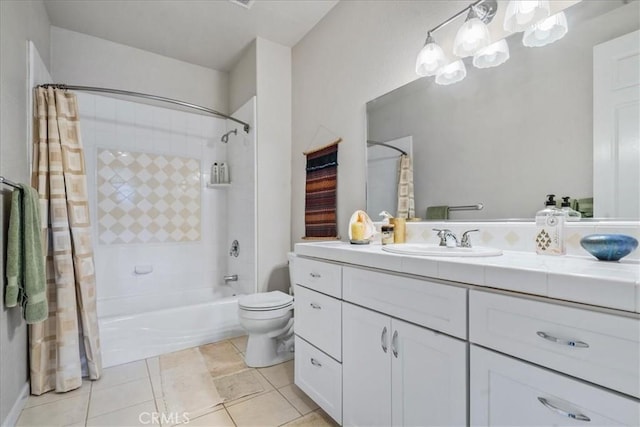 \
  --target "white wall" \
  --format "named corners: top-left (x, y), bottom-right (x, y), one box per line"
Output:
top-left (255, 37), bottom-right (292, 293)
top-left (50, 26), bottom-right (229, 113)
top-left (227, 98), bottom-right (257, 296)
top-left (291, 1), bottom-right (464, 243)
top-left (0, 1), bottom-right (51, 424)
top-left (229, 41), bottom-right (257, 114)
